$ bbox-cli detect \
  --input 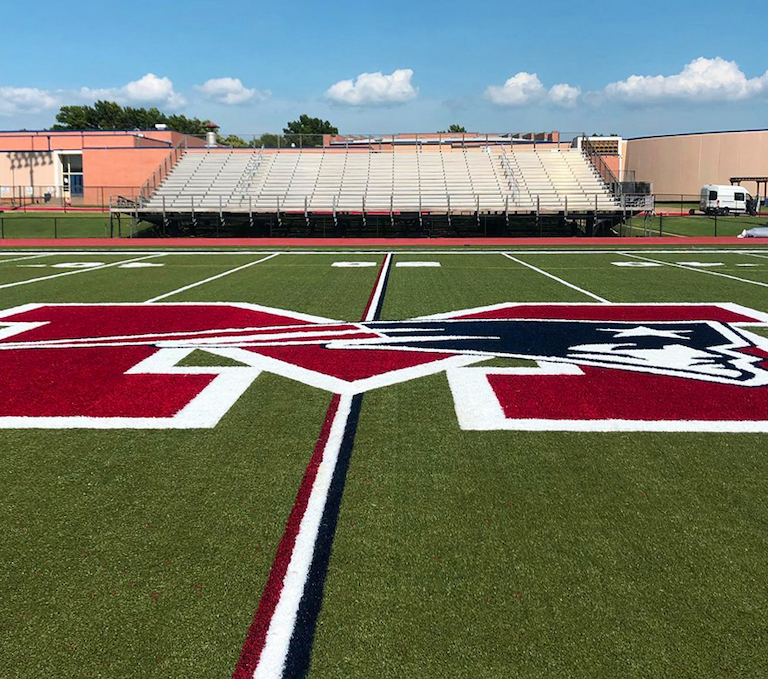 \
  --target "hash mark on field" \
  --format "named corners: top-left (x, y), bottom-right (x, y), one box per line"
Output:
top-left (144, 253), bottom-right (280, 302)
top-left (502, 253), bottom-right (610, 303)
top-left (620, 253), bottom-right (768, 288)
top-left (395, 261), bottom-right (441, 268)
top-left (0, 254), bottom-right (165, 291)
